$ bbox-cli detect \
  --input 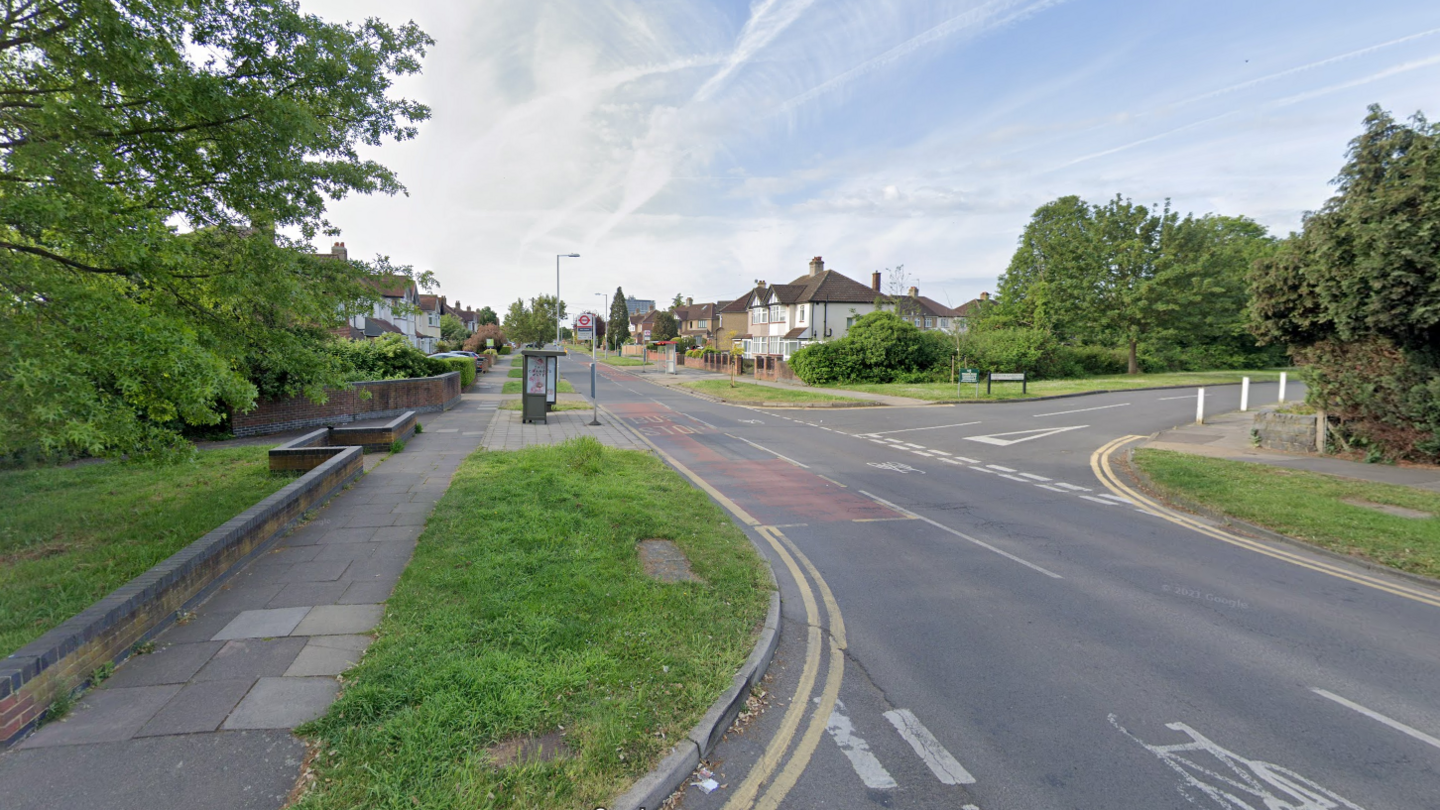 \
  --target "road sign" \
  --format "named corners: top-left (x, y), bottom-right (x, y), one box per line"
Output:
top-left (959, 368), bottom-right (979, 384)
top-left (575, 313), bottom-right (593, 329)
top-left (987, 371), bottom-right (1027, 394)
